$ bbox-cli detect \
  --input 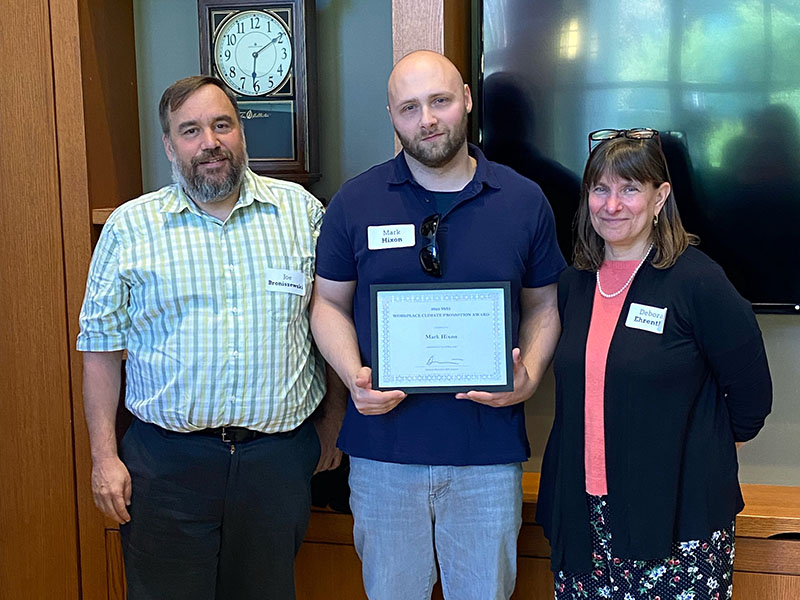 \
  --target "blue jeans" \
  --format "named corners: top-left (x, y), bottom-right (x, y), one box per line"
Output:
top-left (349, 457), bottom-right (523, 600)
